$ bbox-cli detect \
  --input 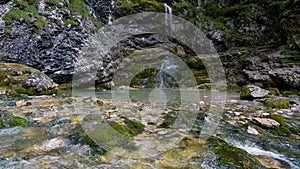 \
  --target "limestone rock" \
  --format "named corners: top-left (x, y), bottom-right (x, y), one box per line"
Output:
top-left (240, 85), bottom-right (269, 100)
top-left (255, 155), bottom-right (283, 169)
top-left (253, 118), bottom-right (280, 128)
top-left (247, 126), bottom-right (259, 135)
top-left (0, 63), bottom-right (58, 95)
